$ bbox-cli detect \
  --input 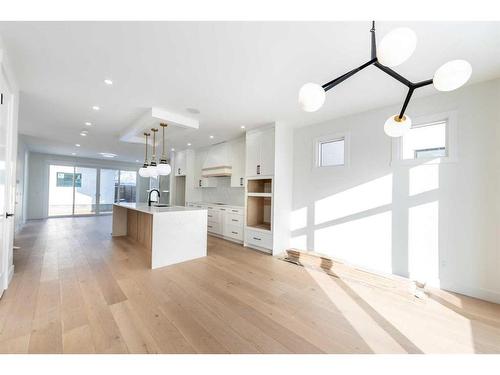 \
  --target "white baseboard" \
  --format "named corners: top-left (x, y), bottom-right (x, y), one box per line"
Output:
top-left (439, 282), bottom-right (500, 304)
